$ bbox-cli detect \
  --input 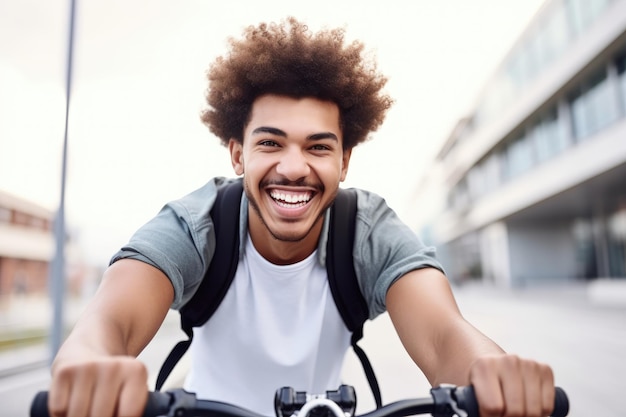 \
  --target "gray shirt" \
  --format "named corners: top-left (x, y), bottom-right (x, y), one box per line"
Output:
top-left (111, 177), bottom-right (443, 319)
